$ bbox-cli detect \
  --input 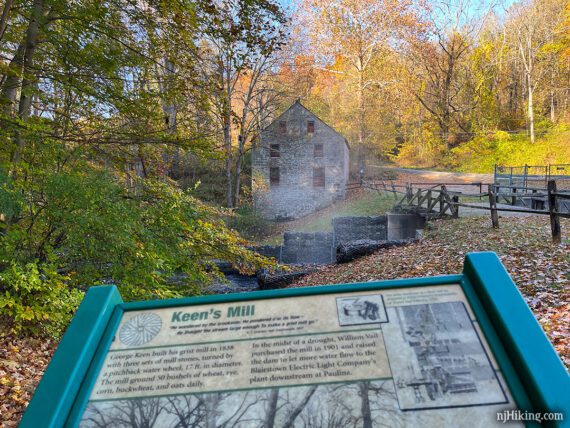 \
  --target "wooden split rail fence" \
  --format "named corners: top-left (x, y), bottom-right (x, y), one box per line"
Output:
top-left (365, 179), bottom-right (569, 243)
